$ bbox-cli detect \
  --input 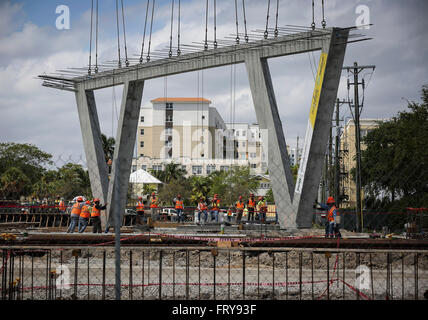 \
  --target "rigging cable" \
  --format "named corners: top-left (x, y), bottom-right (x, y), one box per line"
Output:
top-left (234, 0), bottom-right (240, 44)
top-left (169, 0), bottom-right (174, 57)
top-left (274, 0), bottom-right (279, 37)
top-left (311, 0), bottom-right (316, 30)
top-left (121, 0), bottom-right (129, 67)
top-left (321, 0), bottom-right (326, 28)
top-left (177, 0), bottom-right (181, 55)
top-left (213, 0), bottom-right (217, 48)
top-left (204, 0), bottom-right (209, 50)
top-left (147, 0), bottom-right (155, 62)
top-left (264, 0), bottom-right (270, 39)
top-left (115, 0), bottom-right (122, 68)
top-left (88, 0), bottom-right (94, 74)
top-left (95, 0), bottom-right (99, 73)
top-left (139, 0), bottom-right (150, 63)
top-left (242, 0), bottom-right (249, 43)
